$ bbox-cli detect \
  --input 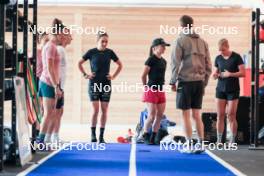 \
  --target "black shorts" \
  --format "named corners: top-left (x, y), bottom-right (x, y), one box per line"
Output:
top-left (88, 82), bottom-right (112, 102)
top-left (216, 90), bottom-right (240, 100)
top-left (176, 81), bottom-right (204, 110)
top-left (56, 92), bottom-right (64, 109)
